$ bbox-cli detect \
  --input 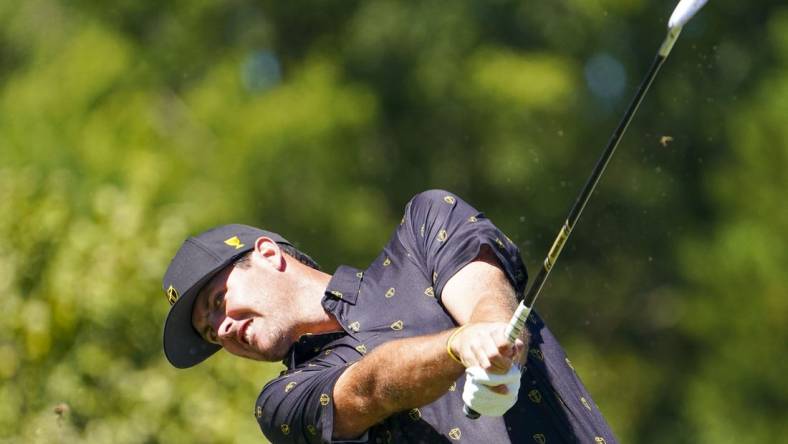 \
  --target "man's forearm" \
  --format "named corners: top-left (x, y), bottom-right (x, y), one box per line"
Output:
top-left (446, 245), bottom-right (522, 326)
top-left (467, 277), bottom-right (519, 324)
top-left (333, 329), bottom-right (463, 438)
top-left (455, 245), bottom-right (528, 345)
